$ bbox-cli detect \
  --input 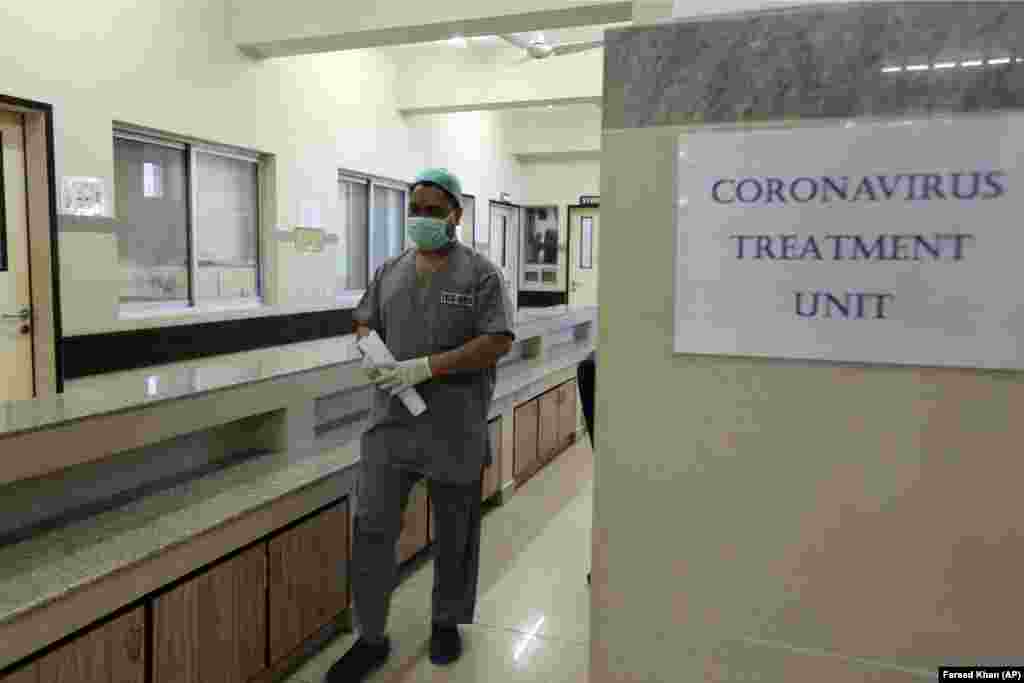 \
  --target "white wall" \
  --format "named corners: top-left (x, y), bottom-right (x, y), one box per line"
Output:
top-left (392, 43), bottom-right (603, 113)
top-left (408, 110), bottom-right (527, 211)
top-left (520, 160), bottom-right (600, 207)
top-left (1, 0), bottom-right (526, 335)
top-left (502, 105), bottom-right (602, 156)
